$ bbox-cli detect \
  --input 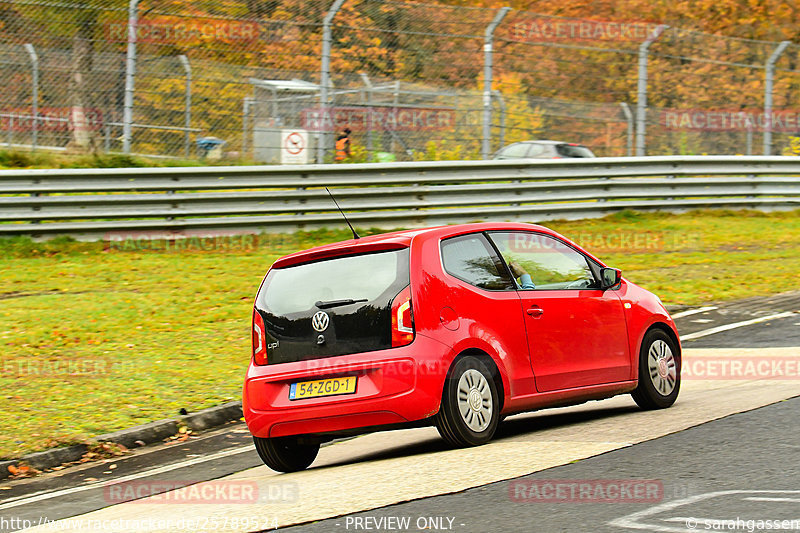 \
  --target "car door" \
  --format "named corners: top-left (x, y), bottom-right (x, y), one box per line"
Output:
top-left (487, 231), bottom-right (631, 392)
top-left (435, 232), bottom-right (538, 398)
